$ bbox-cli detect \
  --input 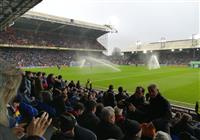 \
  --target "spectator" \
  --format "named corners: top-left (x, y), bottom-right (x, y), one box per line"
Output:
top-left (69, 102), bottom-right (85, 118)
top-left (0, 62), bottom-right (51, 140)
top-left (51, 114), bottom-right (76, 140)
top-left (122, 119), bottom-right (142, 140)
top-left (96, 106), bottom-right (124, 140)
top-left (103, 85), bottom-right (116, 107)
top-left (34, 72), bottom-right (44, 100)
top-left (115, 86), bottom-right (128, 103)
top-left (95, 103), bottom-right (104, 118)
top-left (78, 100), bottom-right (100, 132)
top-left (128, 86), bottom-right (145, 109)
